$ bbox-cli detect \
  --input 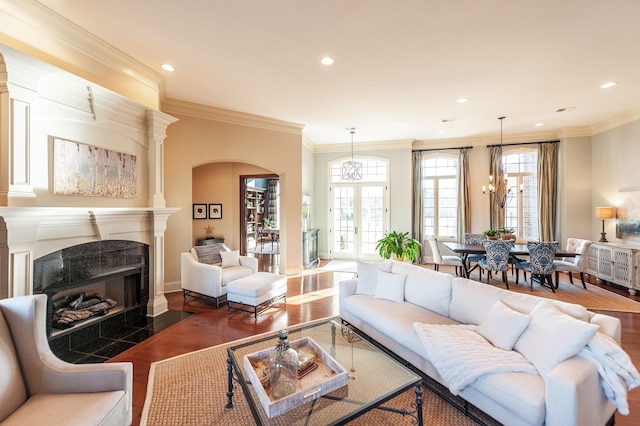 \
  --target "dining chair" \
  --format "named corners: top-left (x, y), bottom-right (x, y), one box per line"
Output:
top-left (553, 238), bottom-right (591, 289)
top-left (477, 239), bottom-right (514, 288)
top-left (427, 236), bottom-right (464, 276)
top-left (515, 241), bottom-right (558, 292)
top-left (464, 233), bottom-right (485, 279)
top-left (255, 225), bottom-right (269, 248)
